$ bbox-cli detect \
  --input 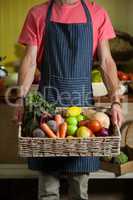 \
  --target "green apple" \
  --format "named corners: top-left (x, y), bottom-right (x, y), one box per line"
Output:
top-left (67, 125), bottom-right (78, 136)
top-left (66, 117), bottom-right (78, 126)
